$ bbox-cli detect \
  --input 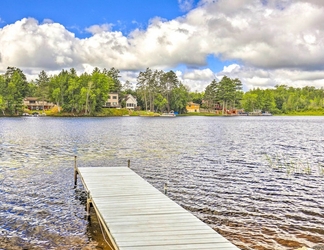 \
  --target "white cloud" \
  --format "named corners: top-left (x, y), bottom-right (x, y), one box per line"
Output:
top-left (222, 64), bottom-right (241, 74)
top-left (1, 0), bottom-right (324, 92)
top-left (0, 18), bottom-right (80, 70)
top-left (85, 23), bottom-right (113, 35)
top-left (178, 0), bottom-right (195, 12)
top-left (183, 68), bottom-right (214, 80)
top-left (179, 68), bottom-right (215, 91)
top-left (42, 19), bottom-right (54, 24)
